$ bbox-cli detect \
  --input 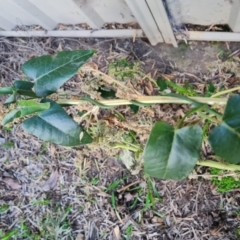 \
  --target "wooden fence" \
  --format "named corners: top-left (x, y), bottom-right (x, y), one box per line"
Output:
top-left (1, 0), bottom-right (240, 47)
